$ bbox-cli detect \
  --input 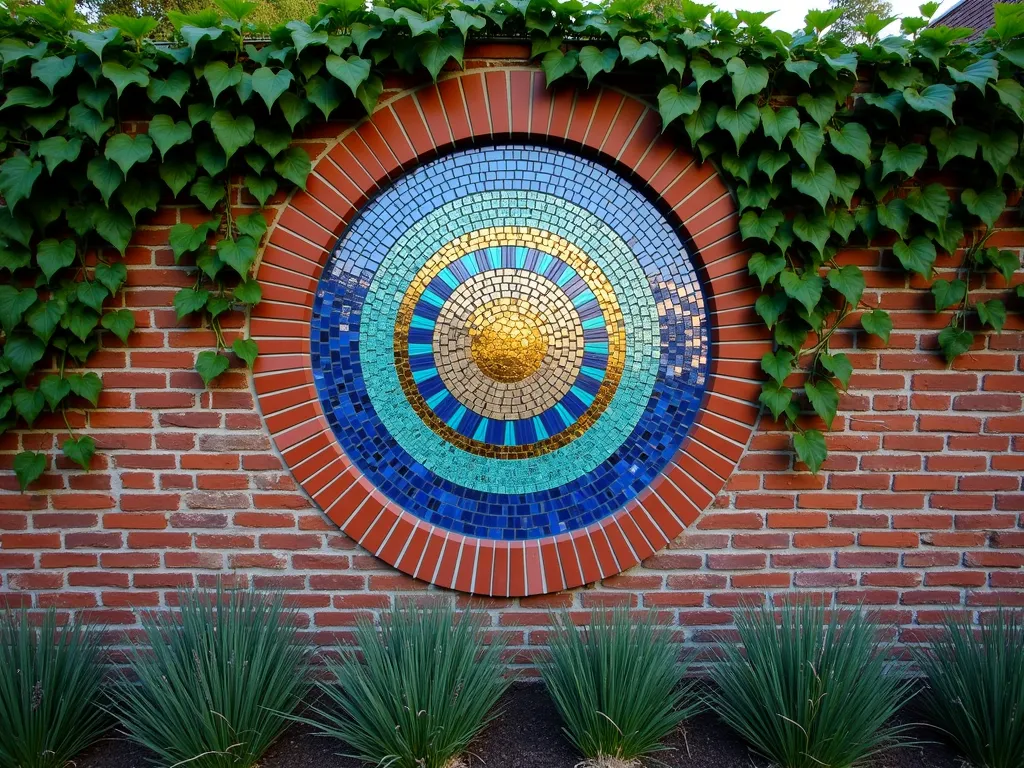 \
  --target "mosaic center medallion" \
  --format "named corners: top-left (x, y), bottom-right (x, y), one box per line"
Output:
top-left (311, 145), bottom-right (710, 541)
